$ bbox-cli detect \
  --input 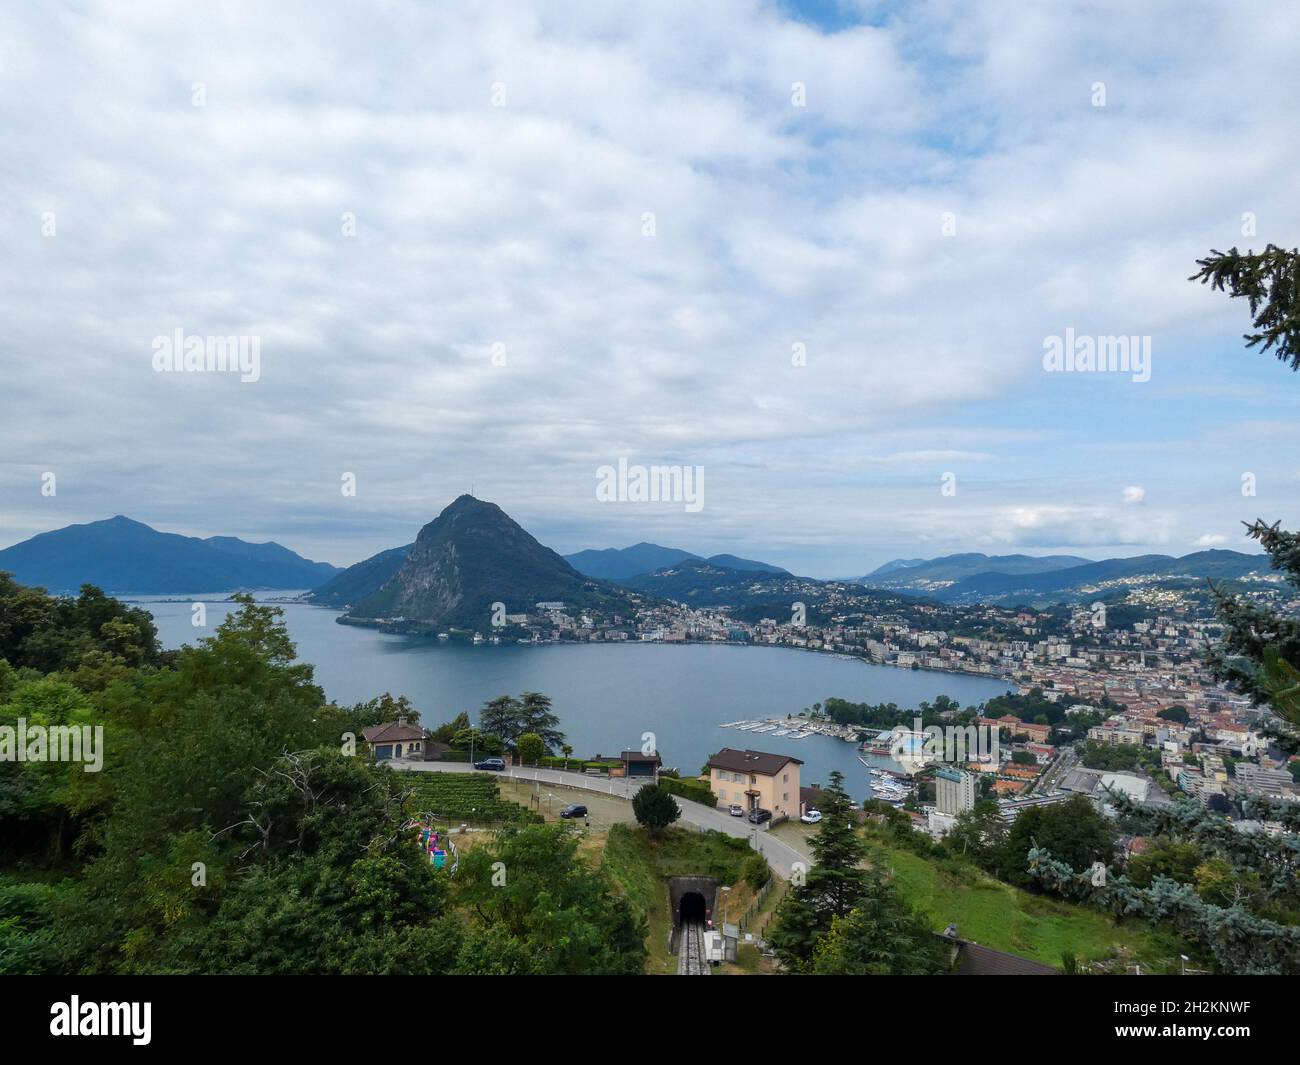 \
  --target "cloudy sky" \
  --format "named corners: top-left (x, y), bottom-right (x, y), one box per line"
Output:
top-left (2, 0), bottom-right (1298, 577)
